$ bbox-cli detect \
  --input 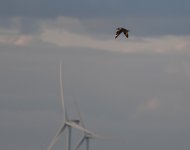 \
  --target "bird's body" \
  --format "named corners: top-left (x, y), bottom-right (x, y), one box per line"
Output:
top-left (115, 27), bottom-right (129, 39)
